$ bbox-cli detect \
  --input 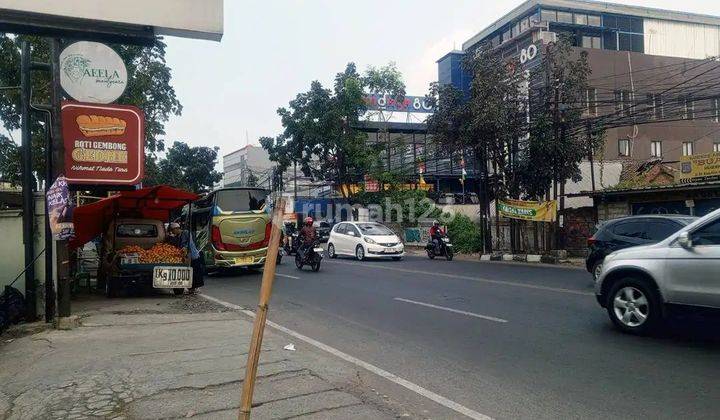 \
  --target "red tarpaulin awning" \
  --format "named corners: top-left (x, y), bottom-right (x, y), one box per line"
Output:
top-left (70, 185), bottom-right (199, 248)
